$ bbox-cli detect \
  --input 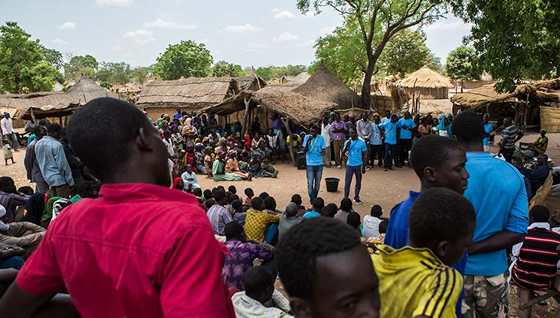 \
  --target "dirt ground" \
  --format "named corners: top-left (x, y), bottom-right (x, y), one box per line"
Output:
top-left (2, 130), bottom-right (560, 316)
